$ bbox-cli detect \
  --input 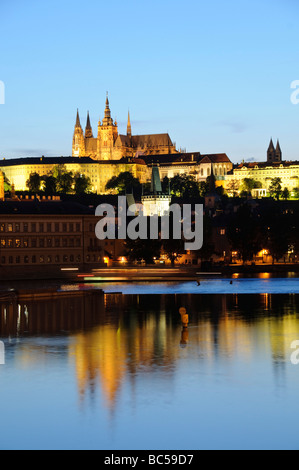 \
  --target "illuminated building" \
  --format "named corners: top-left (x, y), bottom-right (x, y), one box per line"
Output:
top-left (72, 94), bottom-right (178, 160)
top-left (225, 139), bottom-right (299, 196)
top-left (0, 200), bottom-right (124, 279)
